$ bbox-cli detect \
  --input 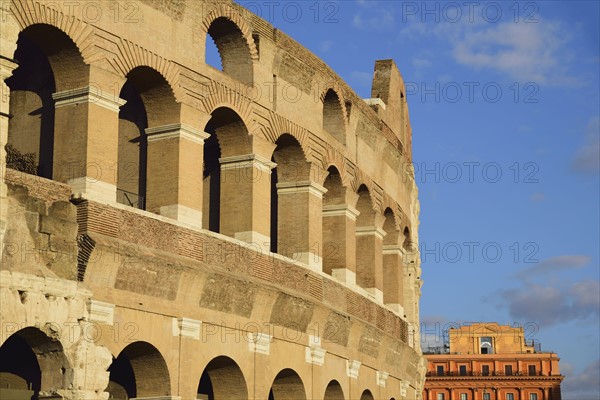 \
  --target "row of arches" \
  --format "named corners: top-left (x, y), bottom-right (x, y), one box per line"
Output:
top-left (4, 23), bottom-right (414, 309)
top-left (0, 327), bottom-right (398, 400)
